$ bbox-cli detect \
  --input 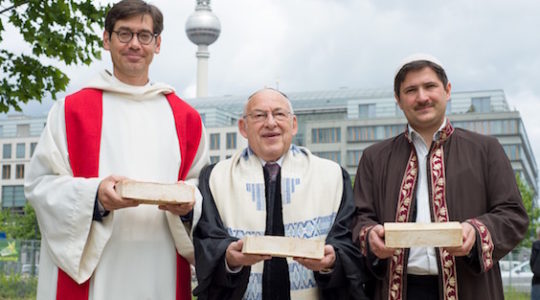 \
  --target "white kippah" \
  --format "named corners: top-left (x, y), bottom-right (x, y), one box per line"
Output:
top-left (394, 53), bottom-right (445, 79)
